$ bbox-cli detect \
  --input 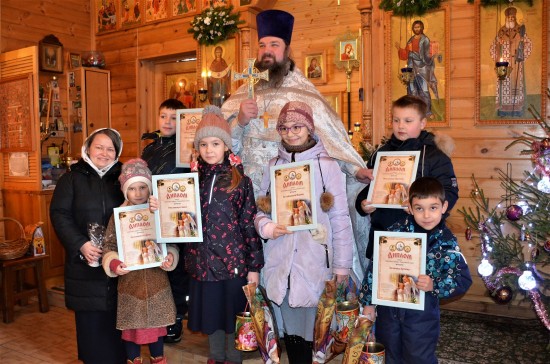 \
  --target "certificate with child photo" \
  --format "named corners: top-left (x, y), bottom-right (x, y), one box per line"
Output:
top-left (153, 174), bottom-right (203, 243)
top-left (270, 160), bottom-right (317, 231)
top-left (367, 151), bottom-right (420, 208)
top-left (372, 231), bottom-right (426, 310)
top-left (113, 204), bottom-right (168, 271)
top-left (176, 108), bottom-right (203, 167)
